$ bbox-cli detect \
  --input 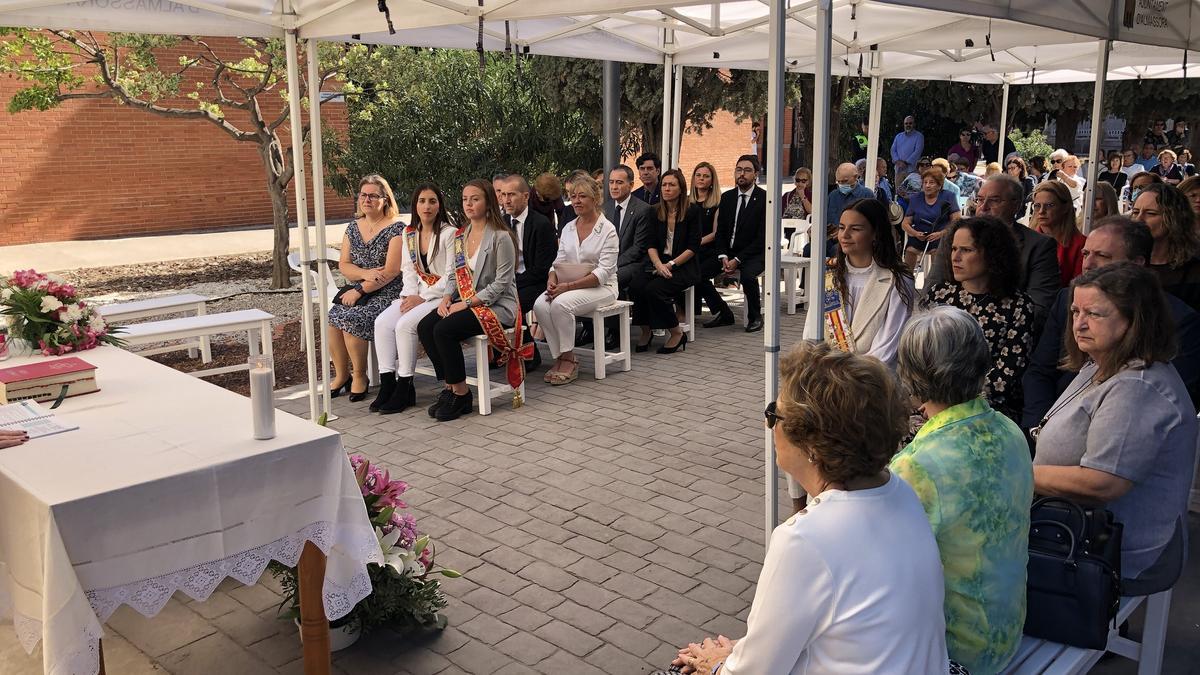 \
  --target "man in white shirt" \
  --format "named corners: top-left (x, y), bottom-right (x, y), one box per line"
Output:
top-left (1121, 148), bottom-right (1146, 177)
